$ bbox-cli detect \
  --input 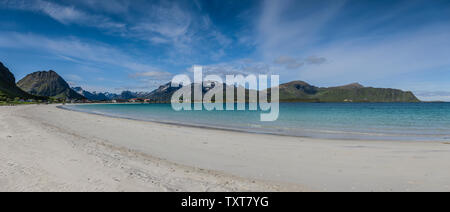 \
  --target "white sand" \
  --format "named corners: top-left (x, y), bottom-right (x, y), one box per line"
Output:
top-left (1, 104), bottom-right (450, 191)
